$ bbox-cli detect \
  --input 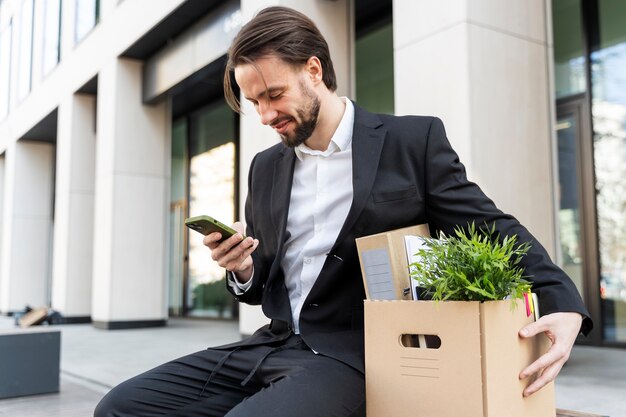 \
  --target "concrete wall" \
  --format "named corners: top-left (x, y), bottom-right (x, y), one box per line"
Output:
top-left (393, 0), bottom-right (557, 256)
